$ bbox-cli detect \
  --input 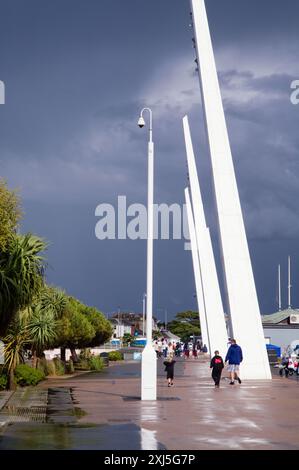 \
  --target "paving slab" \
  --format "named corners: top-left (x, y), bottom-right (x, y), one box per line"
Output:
top-left (0, 357), bottom-right (299, 450)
